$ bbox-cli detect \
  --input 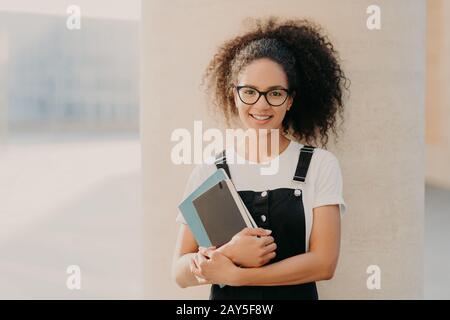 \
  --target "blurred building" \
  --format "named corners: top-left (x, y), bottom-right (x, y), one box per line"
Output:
top-left (0, 11), bottom-right (139, 136)
top-left (0, 29), bottom-right (8, 141)
top-left (0, 10), bottom-right (143, 299)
